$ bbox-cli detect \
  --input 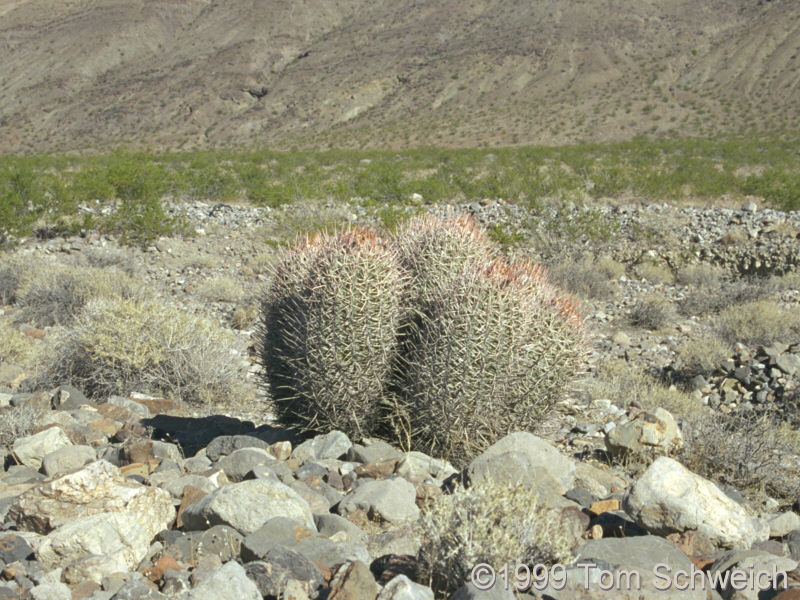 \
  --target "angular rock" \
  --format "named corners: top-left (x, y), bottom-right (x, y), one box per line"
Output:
top-left (157, 526), bottom-right (242, 565)
top-left (709, 549), bottom-right (797, 600)
top-left (36, 512), bottom-right (151, 584)
top-left (338, 478), bottom-right (420, 524)
top-left (0, 534), bottom-right (34, 563)
top-left (241, 517), bottom-right (317, 562)
top-left (244, 550), bottom-right (325, 599)
top-left (623, 457), bottom-right (769, 549)
top-left (216, 447), bottom-right (276, 482)
top-left (181, 478), bottom-right (314, 535)
top-left (7, 460), bottom-right (175, 539)
top-left (155, 474), bottom-right (217, 499)
top-left (182, 561), bottom-right (260, 600)
top-left (466, 432), bottom-right (575, 490)
top-left (40, 445), bottom-right (96, 477)
top-left (328, 560), bottom-right (378, 600)
top-left (605, 407), bottom-right (683, 458)
top-left (109, 576), bottom-right (165, 600)
top-left (395, 451), bottom-right (456, 484)
top-left (293, 430), bottom-right (352, 463)
top-left (376, 575), bottom-right (433, 600)
top-left (29, 582), bottom-right (72, 600)
top-left (450, 582), bottom-right (515, 599)
top-left (314, 513), bottom-right (369, 546)
top-left (770, 512), bottom-right (800, 538)
top-left (776, 354), bottom-right (800, 376)
top-left (50, 386), bottom-right (89, 411)
top-left (346, 441), bottom-right (403, 464)
top-left (12, 428), bottom-right (72, 469)
top-left (205, 435), bottom-right (269, 462)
